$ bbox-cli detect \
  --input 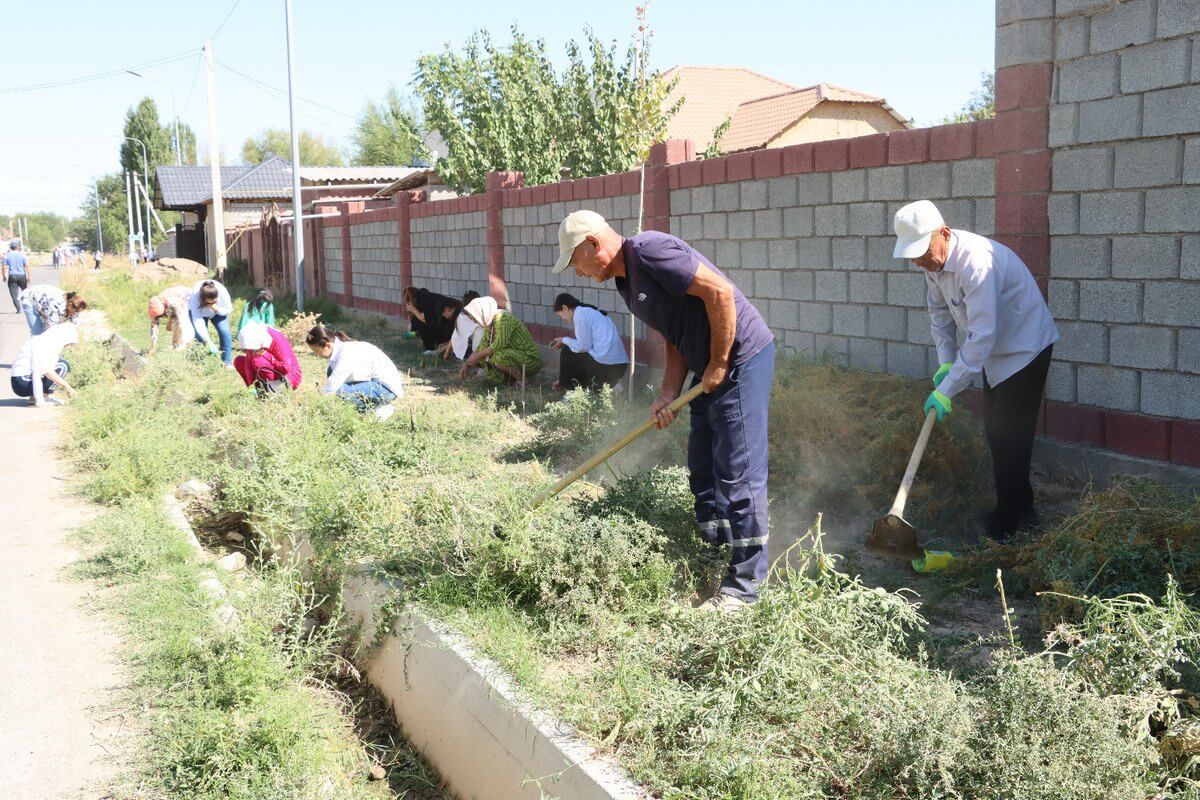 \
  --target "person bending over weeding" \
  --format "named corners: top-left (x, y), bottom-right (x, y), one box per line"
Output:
top-left (19, 284), bottom-right (87, 334)
top-left (306, 324), bottom-right (404, 420)
top-left (240, 289), bottom-right (276, 329)
top-left (456, 296), bottom-right (542, 383)
top-left (892, 200), bottom-right (1059, 541)
top-left (549, 292), bottom-right (628, 392)
top-left (10, 322), bottom-right (79, 407)
top-left (188, 278), bottom-right (234, 365)
top-left (233, 321), bottom-right (302, 395)
top-left (404, 286), bottom-right (456, 355)
top-left (147, 285), bottom-right (192, 354)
